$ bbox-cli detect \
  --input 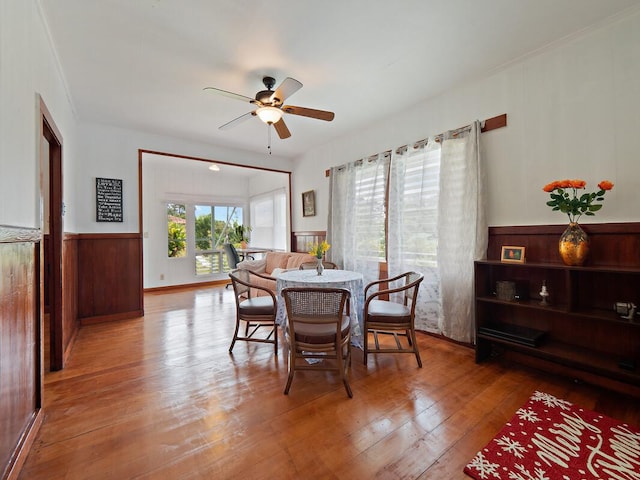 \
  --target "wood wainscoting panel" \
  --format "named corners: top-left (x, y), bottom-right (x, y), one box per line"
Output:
top-left (0, 226), bottom-right (42, 480)
top-left (488, 222), bottom-right (640, 267)
top-left (77, 233), bottom-right (143, 323)
top-left (292, 231), bottom-right (326, 253)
